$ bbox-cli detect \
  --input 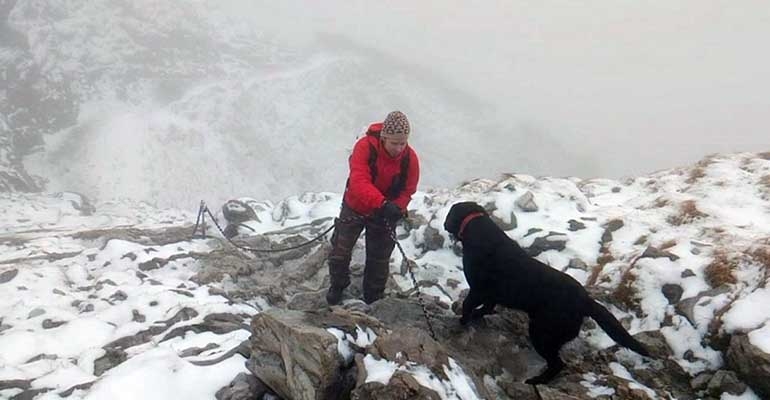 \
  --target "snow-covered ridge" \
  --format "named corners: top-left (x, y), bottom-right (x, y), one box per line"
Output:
top-left (1, 151), bottom-right (769, 399)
